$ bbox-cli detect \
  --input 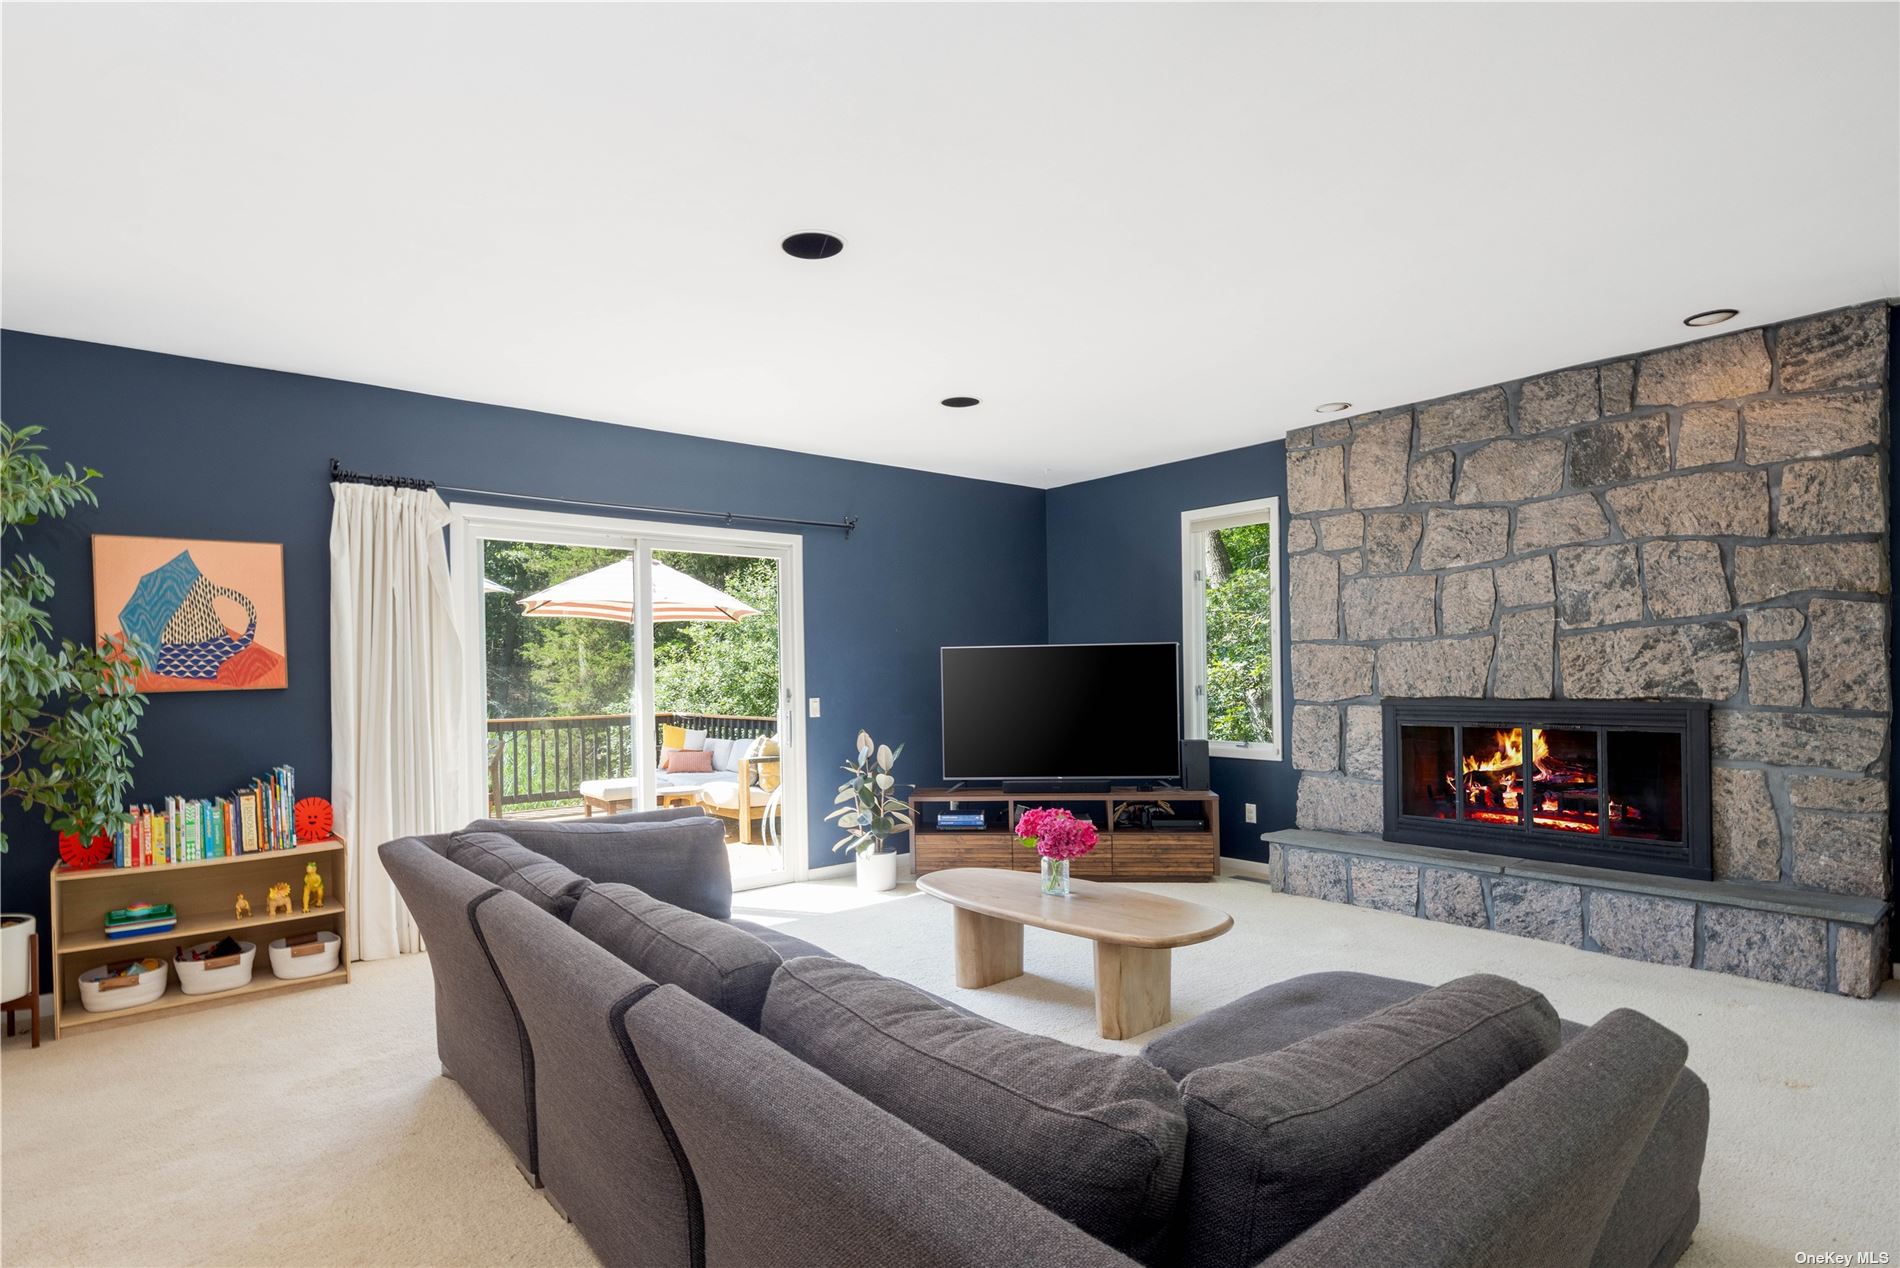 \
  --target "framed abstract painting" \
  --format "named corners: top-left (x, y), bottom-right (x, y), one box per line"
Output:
top-left (92, 535), bottom-right (288, 692)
